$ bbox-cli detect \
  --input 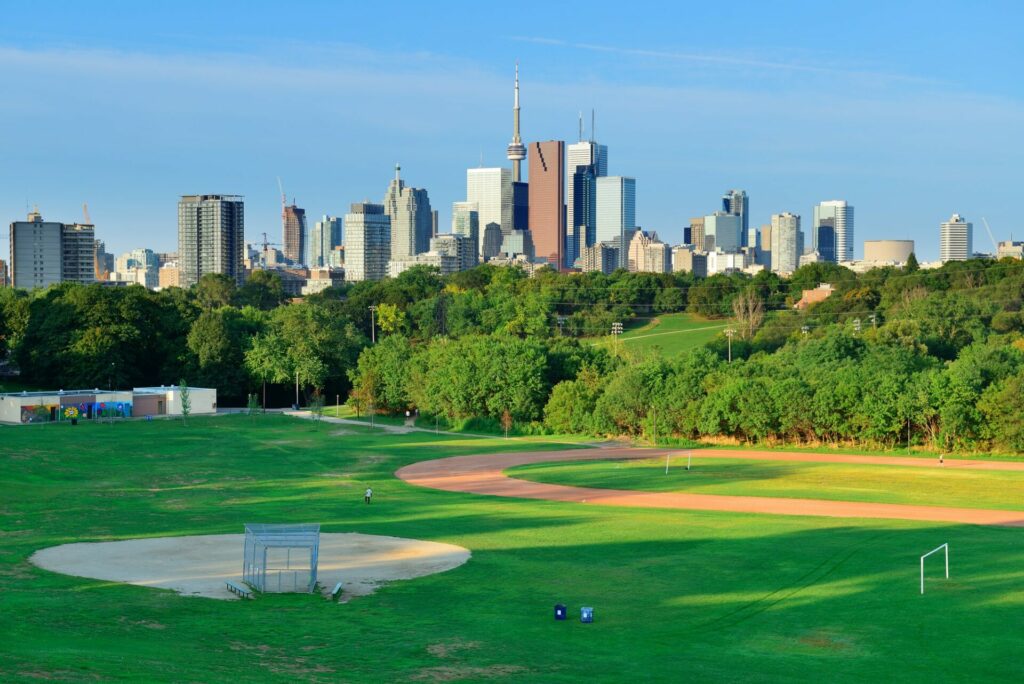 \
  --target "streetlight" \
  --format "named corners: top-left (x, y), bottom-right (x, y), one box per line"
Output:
top-left (725, 328), bottom-right (736, 363)
top-left (368, 305), bottom-right (378, 343)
